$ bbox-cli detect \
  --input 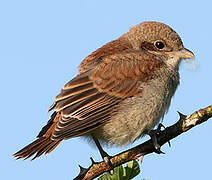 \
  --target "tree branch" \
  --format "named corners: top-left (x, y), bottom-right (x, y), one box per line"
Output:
top-left (74, 105), bottom-right (212, 180)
